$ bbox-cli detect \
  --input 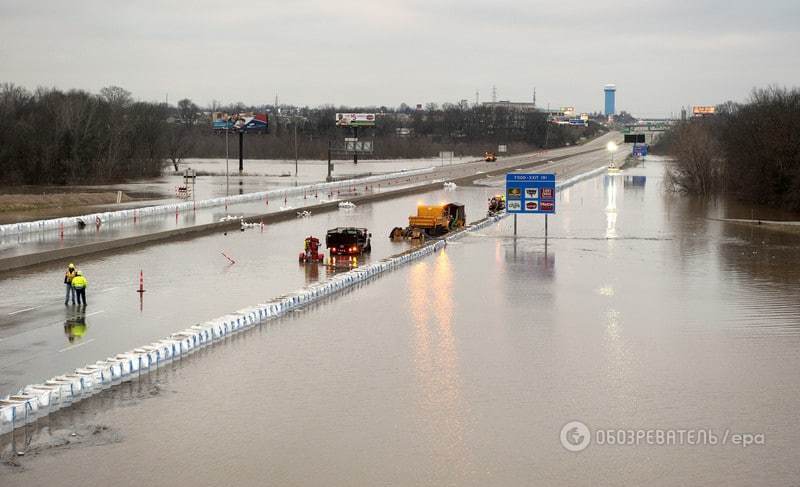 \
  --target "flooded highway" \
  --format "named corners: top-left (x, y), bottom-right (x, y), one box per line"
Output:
top-left (0, 136), bottom-right (614, 260)
top-left (0, 140), bottom-right (613, 398)
top-left (3, 157), bottom-right (800, 485)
